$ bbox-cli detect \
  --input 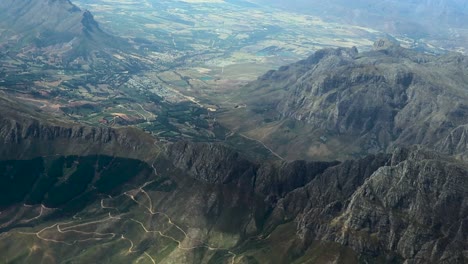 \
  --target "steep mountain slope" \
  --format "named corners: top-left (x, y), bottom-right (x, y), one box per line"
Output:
top-left (265, 146), bottom-right (468, 263)
top-left (0, 93), bottom-right (159, 161)
top-left (0, 0), bottom-right (130, 65)
top-left (0, 94), bottom-right (466, 263)
top-left (0, 142), bottom-right (466, 263)
top-left (220, 40), bottom-right (468, 161)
